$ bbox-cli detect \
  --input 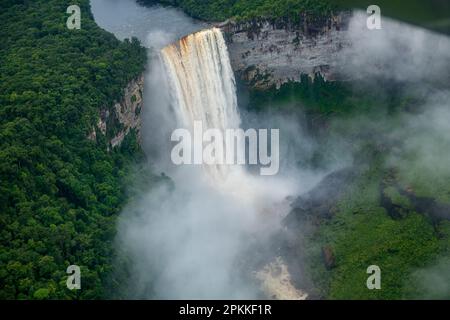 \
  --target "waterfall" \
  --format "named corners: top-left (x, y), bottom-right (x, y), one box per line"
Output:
top-left (160, 28), bottom-right (242, 183)
top-left (118, 25), bottom-right (303, 299)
